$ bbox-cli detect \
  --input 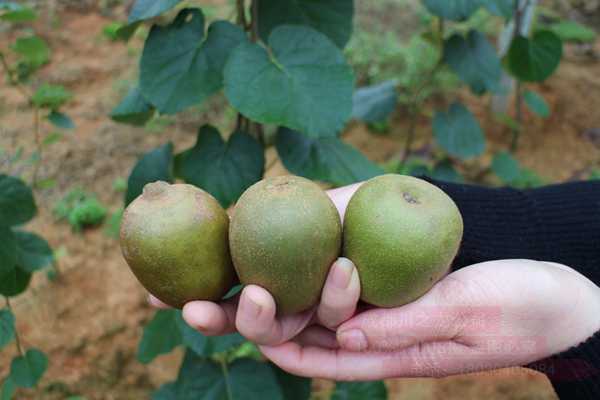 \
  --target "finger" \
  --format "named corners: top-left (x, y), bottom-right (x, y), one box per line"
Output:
top-left (294, 326), bottom-right (339, 349)
top-left (148, 294), bottom-right (172, 309)
top-left (317, 258), bottom-right (361, 329)
top-left (336, 291), bottom-right (463, 352)
top-left (236, 285), bottom-right (314, 346)
top-left (326, 183), bottom-right (362, 220)
top-left (182, 299), bottom-right (237, 336)
top-left (260, 340), bottom-right (479, 380)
